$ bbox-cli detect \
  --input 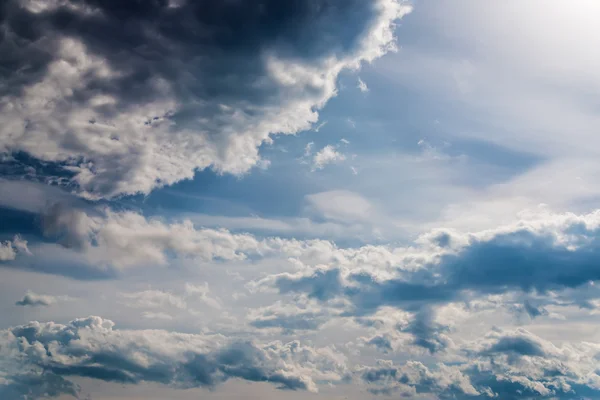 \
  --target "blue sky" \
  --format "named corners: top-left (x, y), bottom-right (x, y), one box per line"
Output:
top-left (3, 1), bottom-right (600, 399)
